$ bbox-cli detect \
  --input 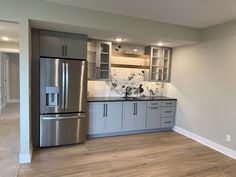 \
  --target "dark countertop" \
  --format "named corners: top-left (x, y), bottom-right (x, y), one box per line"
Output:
top-left (88, 96), bottom-right (177, 102)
